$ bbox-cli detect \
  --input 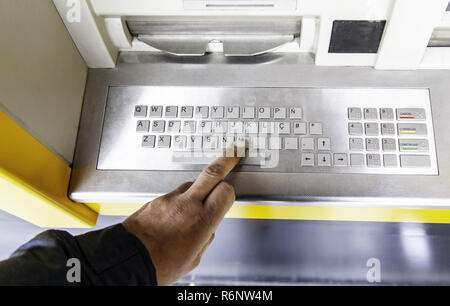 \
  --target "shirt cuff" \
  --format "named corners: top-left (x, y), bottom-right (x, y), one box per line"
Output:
top-left (75, 223), bottom-right (158, 285)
